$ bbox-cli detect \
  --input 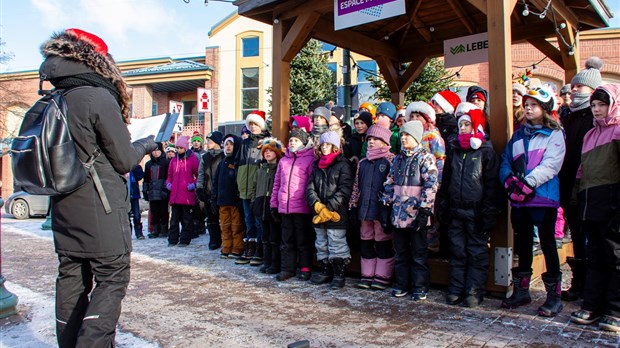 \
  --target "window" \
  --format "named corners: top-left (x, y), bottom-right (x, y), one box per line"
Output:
top-left (242, 37), bottom-right (259, 57)
top-left (151, 102), bottom-right (157, 116)
top-left (356, 60), bottom-right (378, 102)
top-left (241, 67), bottom-right (259, 118)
